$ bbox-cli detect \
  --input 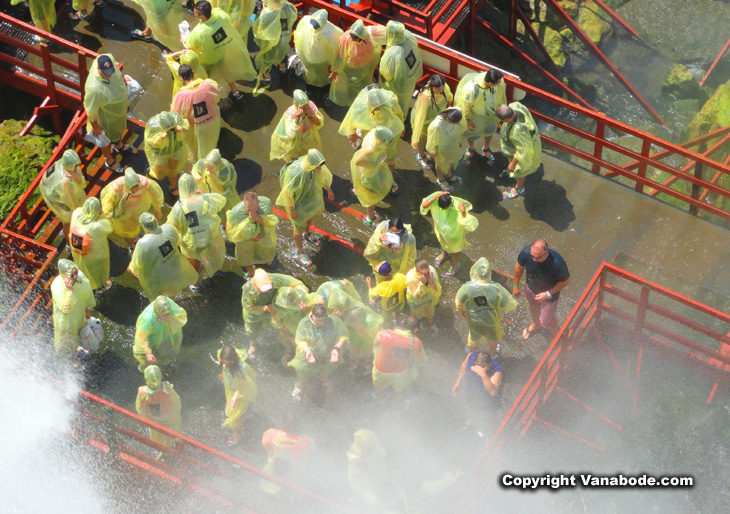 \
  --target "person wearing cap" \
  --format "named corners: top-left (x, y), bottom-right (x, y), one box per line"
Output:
top-left (406, 258), bottom-right (442, 332)
top-left (128, 213), bottom-right (198, 300)
top-left (364, 217), bottom-right (416, 283)
top-left (366, 261), bottom-right (408, 327)
top-left (166, 174), bottom-right (227, 292)
top-left (211, 0), bottom-right (256, 37)
top-left (288, 303), bottom-right (349, 401)
top-left (292, 8), bottom-right (343, 105)
top-left (455, 257), bottom-right (517, 356)
top-left (350, 126), bottom-right (394, 224)
top-left (426, 107), bottom-right (467, 192)
top-left (454, 69), bottom-right (507, 167)
top-left (226, 192), bottom-right (279, 277)
top-left (270, 286), bottom-right (316, 364)
top-left (496, 102), bottom-right (542, 200)
top-left (183, 0), bottom-right (256, 99)
top-left (143, 111), bottom-right (190, 196)
top-left (84, 54), bottom-right (136, 173)
top-left (252, 0), bottom-right (297, 91)
top-left (51, 260), bottom-right (96, 357)
top-left (69, 197), bottom-right (113, 295)
top-left (136, 365), bottom-right (182, 454)
top-left (241, 269), bottom-right (308, 359)
top-left (411, 74), bottom-right (453, 171)
top-left (129, 0), bottom-right (183, 51)
top-left (171, 64), bottom-right (221, 163)
top-left (217, 345), bottom-right (258, 445)
top-left (275, 149), bottom-right (334, 268)
top-left (133, 296), bottom-right (188, 372)
top-left (270, 90), bottom-right (324, 162)
top-left (191, 148), bottom-right (239, 214)
top-left (419, 192), bottom-right (478, 277)
top-left (329, 20), bottom-right (386, 107)
top-left (372, 319), bottom-right (425, 393)
top-left (378, 21), bottom-right (423, 117)
top-left (39, 149), bottom-right (87, 250)
top-left (165, 49), bottom-right (208, 103)
top-left (100, 168), bottom-right (164, 249)
top-left (315, 279), bottom-right (361, 307)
